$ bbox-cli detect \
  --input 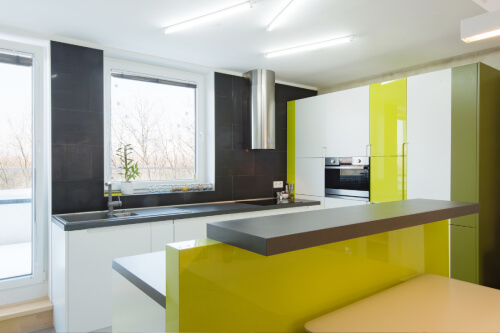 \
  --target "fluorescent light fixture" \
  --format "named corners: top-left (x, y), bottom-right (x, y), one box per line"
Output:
top-left (265, 36), bottom-right (354, 58)
top-left (164, 1), bottom-right (251, 34)
top-left (461, 9), bottom-right (500, 43)
top-left (267, 0), bottom-right (295, 32)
